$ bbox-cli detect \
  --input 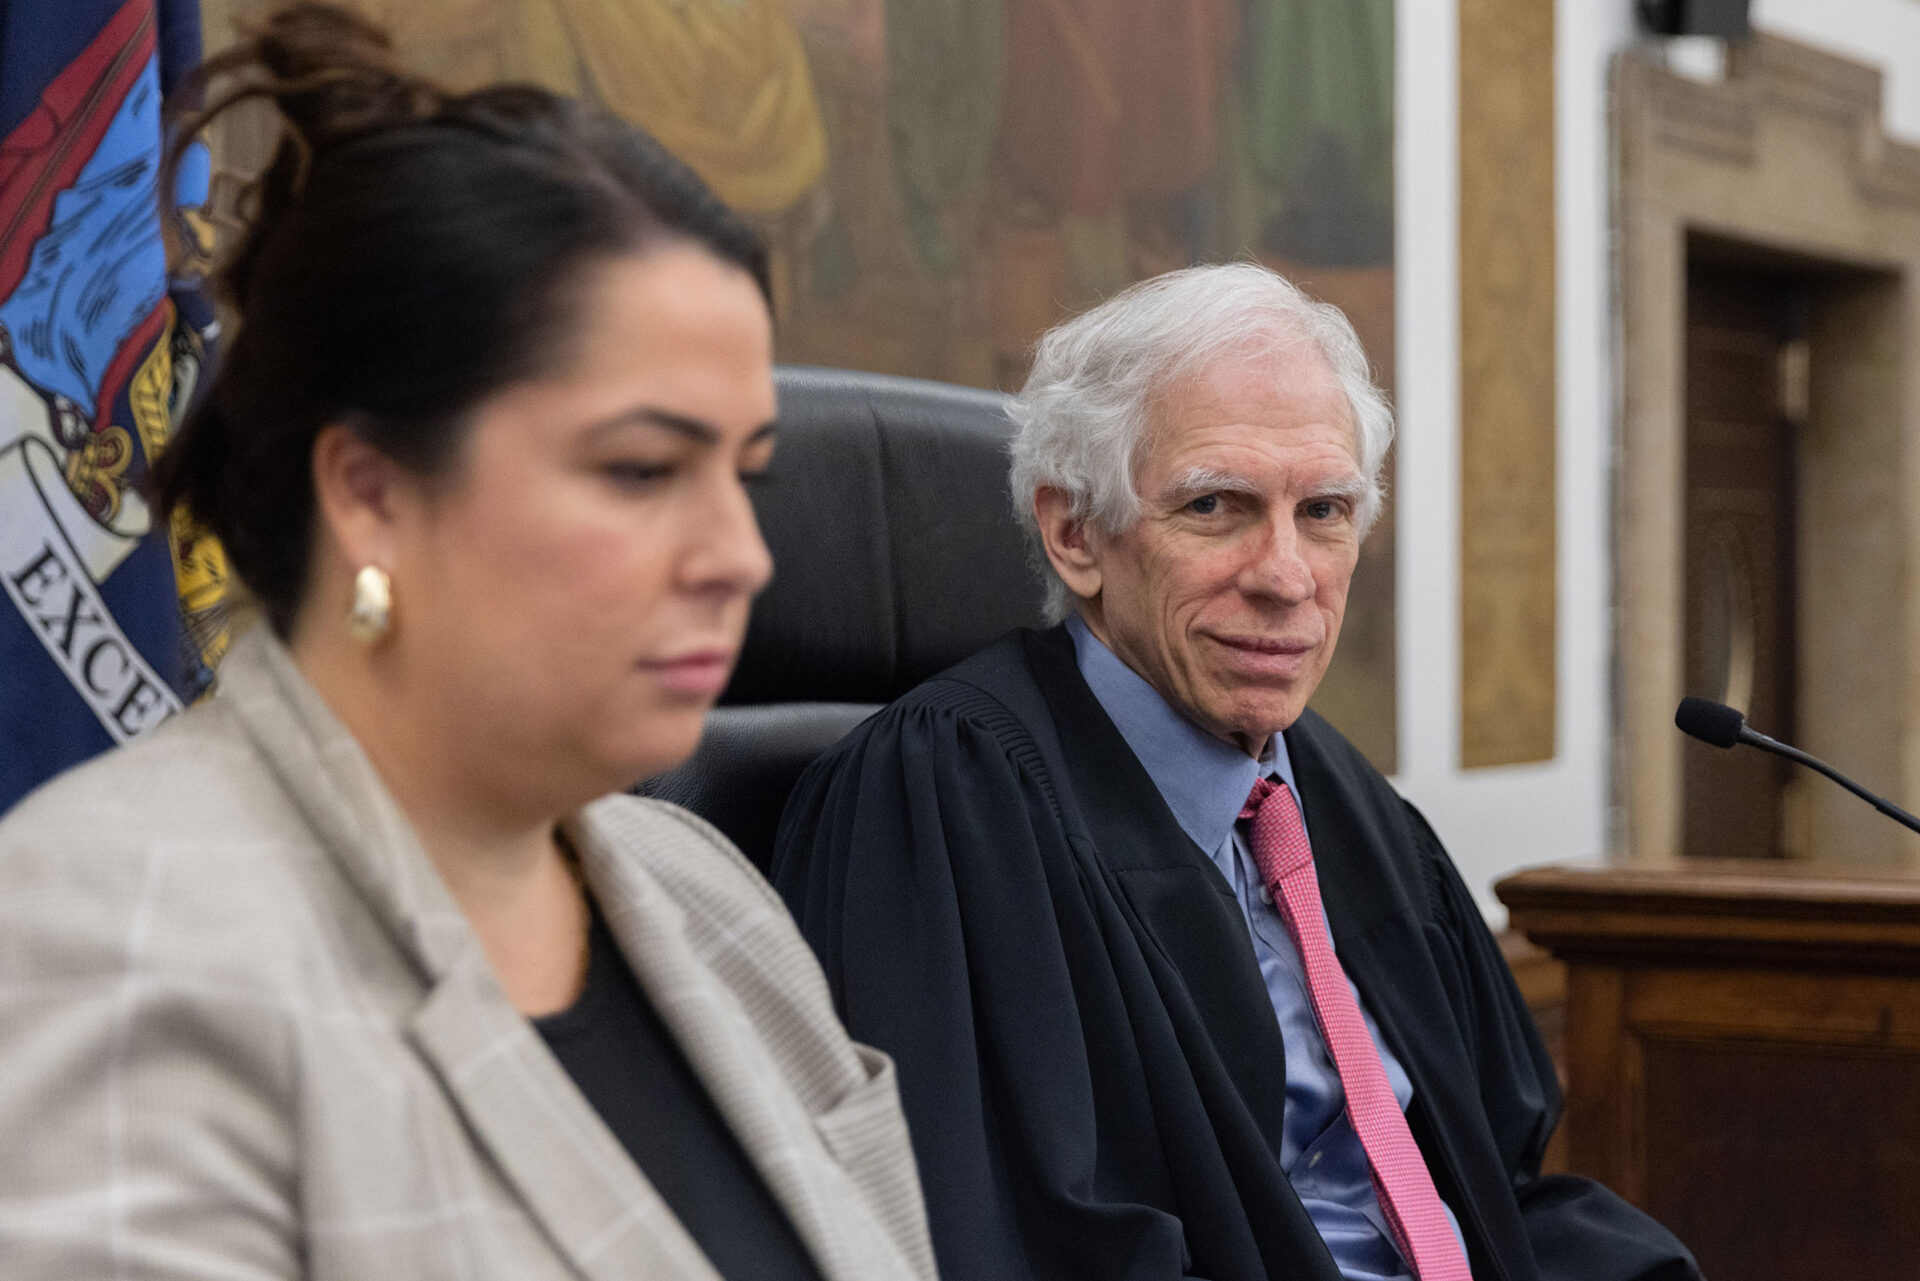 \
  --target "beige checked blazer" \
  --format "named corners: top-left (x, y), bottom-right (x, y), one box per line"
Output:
top-left (0, 626), bottom-right (937, 1281)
